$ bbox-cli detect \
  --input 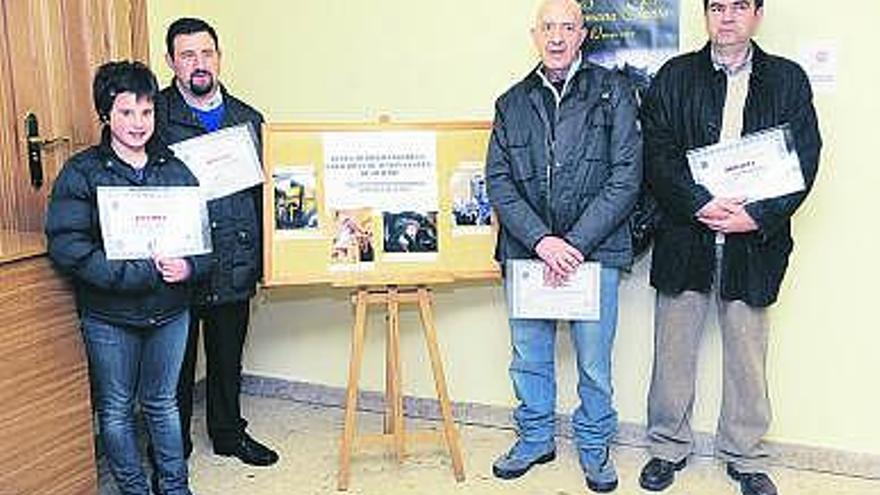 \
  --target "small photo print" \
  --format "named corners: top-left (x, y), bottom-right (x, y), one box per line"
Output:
top-left (274, 166), bottom-right (318, 232)
top-left (383, 211), bottom-right (438, 254)
top-left (451, 166), bottom-right (492, 229)
top-left (330, 208), bottom-right (375, 264)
